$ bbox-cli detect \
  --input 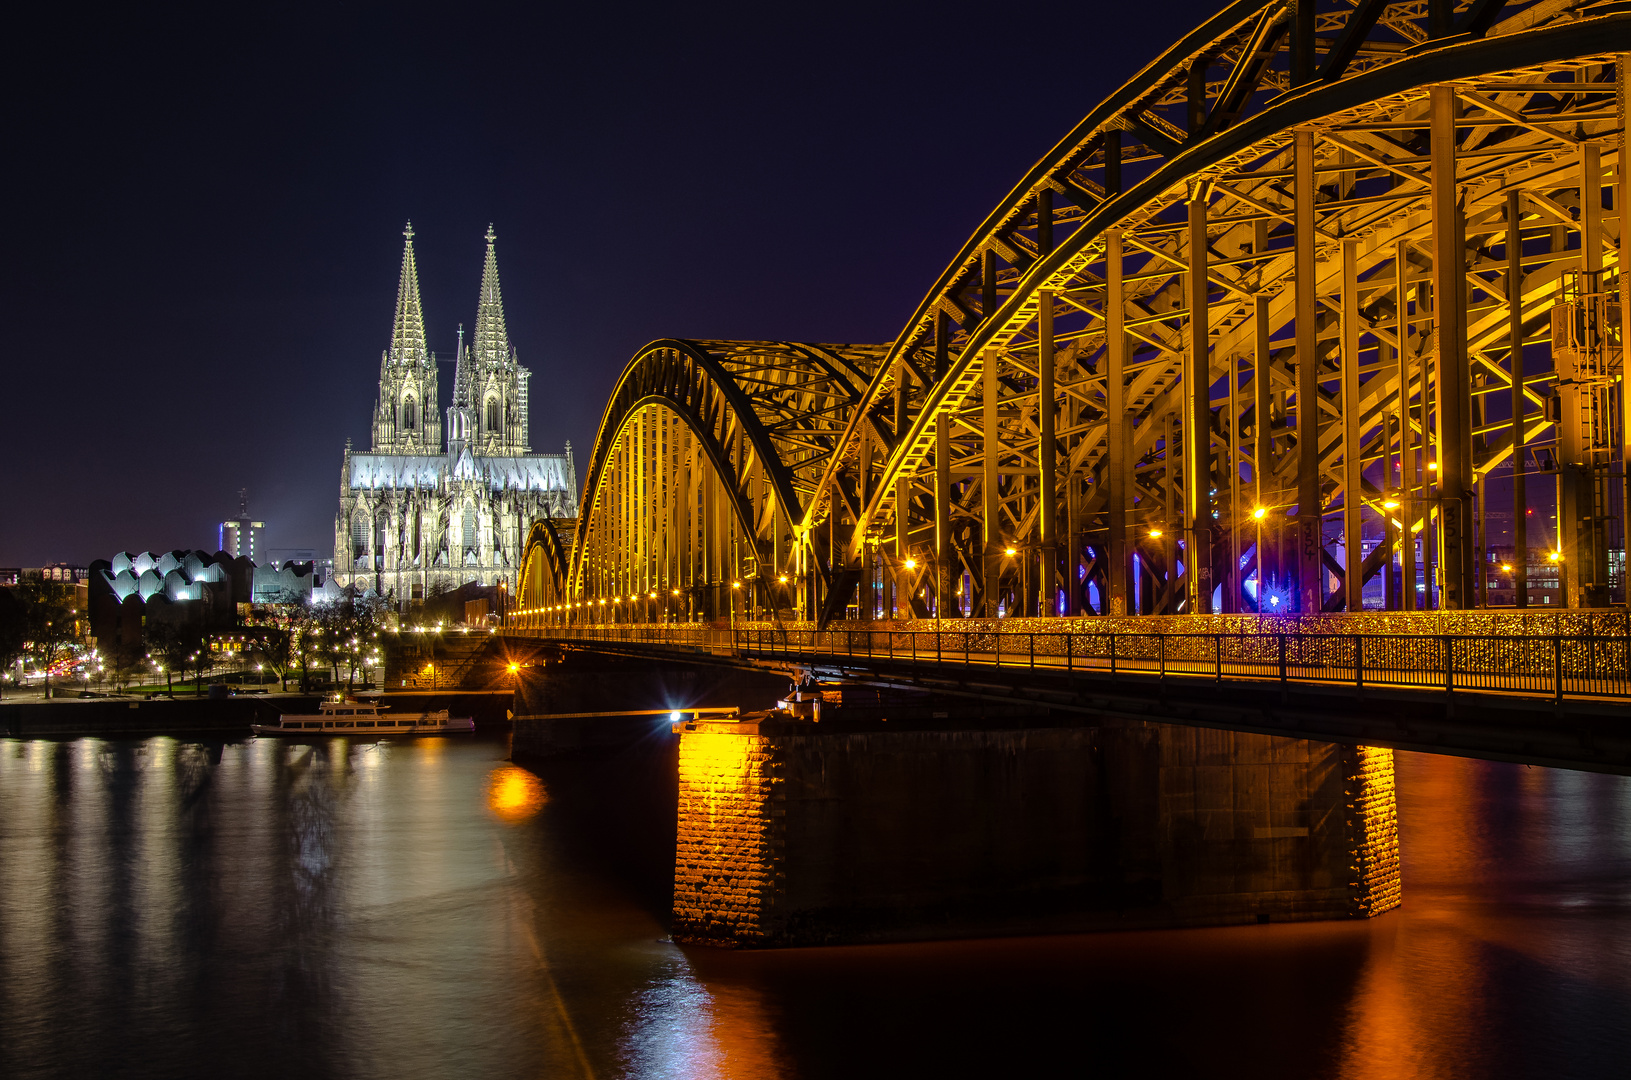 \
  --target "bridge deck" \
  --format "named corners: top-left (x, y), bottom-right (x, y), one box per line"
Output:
top-left (502, 623), bottom-right (1631, 775)
top-left (512, 624), bottom-right (1631, 701)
